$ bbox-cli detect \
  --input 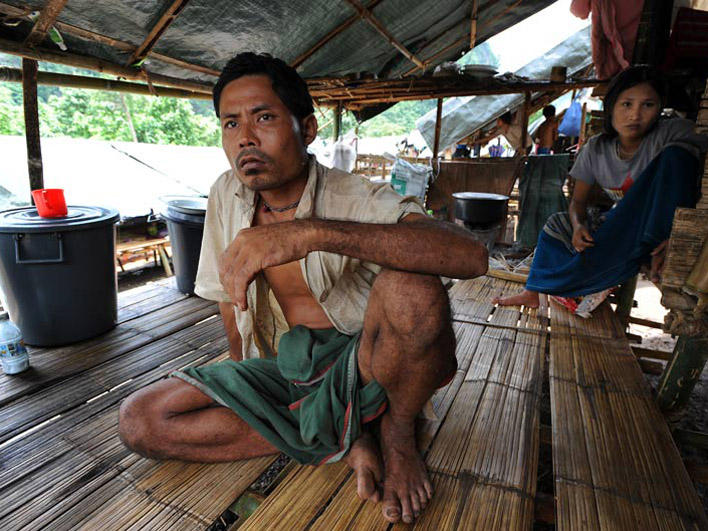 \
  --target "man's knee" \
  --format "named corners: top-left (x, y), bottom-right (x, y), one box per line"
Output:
top-left (118, 387), bottom-right (163, 458)
top-left (371, 269), bottom-right (451, 342)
